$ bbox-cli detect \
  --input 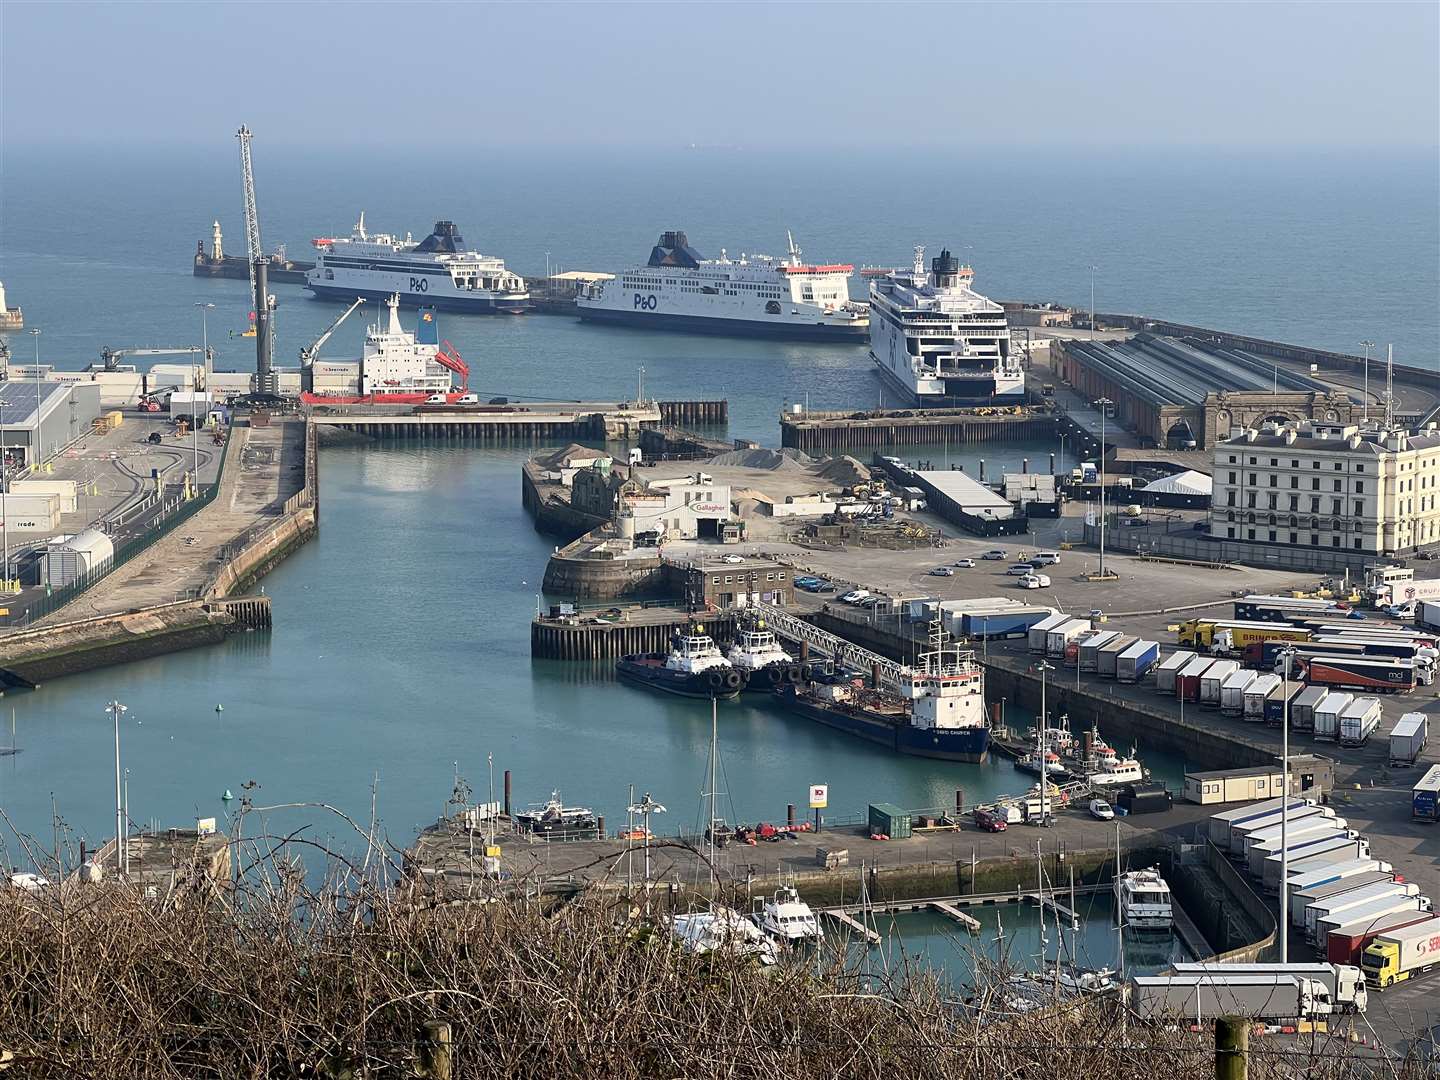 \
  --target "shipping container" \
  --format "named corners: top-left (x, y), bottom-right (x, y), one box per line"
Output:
top-left (1177, 656), bottom-right (1216, 703)
top-left (1199, 660), bottom-right (1240, 707)
top-left (1413, 765), bottom-right (1440, 821)
top-left (1290, 685), bottom-right (1330, 733)
top-left (1027, 612), bottom-right (1071, 653)
top-left (1240, 674), bottom-right (1282, 722)
top-left (1116, 639), bottom-right (1160, 683)
top-left (1218, 668), bottom-right (1258, 716)
top-left (1338, 698), bottom-right (1383, 748)
top-left (1045, 618), bottom-right (1092, 658)
top-left (1389, 713), bottom-right (1429, 767)
top-left (1263, 838), bottom-right (1375, 893)
top-left (1263, 681), bottom-right (1303, 727)
top-left (1096, 635), bottom-right (1137, 679)
top-left (1155, 650), bottom-right (1195, 694)
top-left (1328, 909), bottom-right (1434, 967)
top-left (1312, 692), bottom-right (1354, 742)
top-left (1290, 872), bottom-right (1400, 928)
top-left (866, 802), bottom-right (912, 840)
